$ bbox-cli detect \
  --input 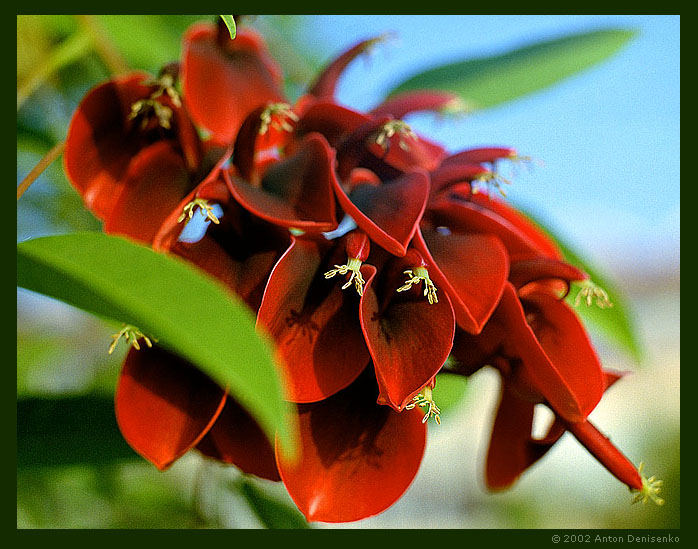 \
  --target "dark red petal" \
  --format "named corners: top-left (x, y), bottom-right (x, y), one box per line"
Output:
top-left (495, 283), bottom-right (603, 422)
top-left (333, 171), bottom-right (430, 256)
top-left (485, 384), bottom-right (537, 490)
top-left (294, 101), bottom-right (371, 149)
top-left (64, 72), bottom-right (153, 220)
top-left (509, 257), bottom-right (587, 291)
top-left (308, 36), bottom-right (390, 100)
top-left (115, 346), bottom-right (226, 470)
top-left (104, 141), bottom-right (191, 244)
top-left (225, 134), bottom-right (338, 233)
top-left (181, 23), bottom-right (284, 144)
top-left (256, 238), bottom-right (370, 402)
top-left (371, 90), bottom-right (460, 119)
top-left (367, 131), bottom-right (446, 174)
top-left (360, 264), bottom-right (456, 411)
top-left (565, 419), bottom-right (643, 491)
top-left (442, 147), bottom-right (517, 166)
top-left (276, 371), bottom-right (427, 523)
top-left (428, 199), bottom-right (560, 262)
top-left (416, 228), bottom-right (509, 334)
top-left (520, 290), bottom-right (605, 418)
top-left (196, 397), bottom-right (280, 481)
